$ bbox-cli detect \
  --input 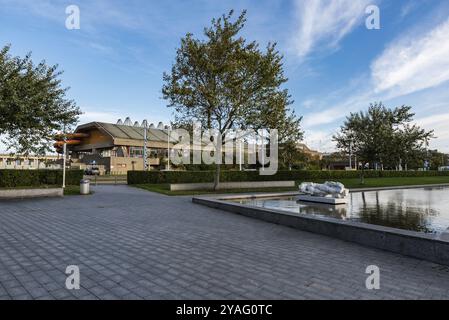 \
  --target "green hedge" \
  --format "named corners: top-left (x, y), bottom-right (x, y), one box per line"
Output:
top-left (0, 170), bottom-right (84, 188)
top-left (127, 169), bottom-right (449, 185)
